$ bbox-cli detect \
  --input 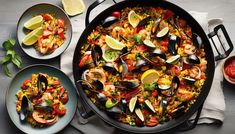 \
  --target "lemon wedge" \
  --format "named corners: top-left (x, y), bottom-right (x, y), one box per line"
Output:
top-left (105, 35), bottom-right (125, 50)
top-left (128, 10), bottom-right (140, 28)
top-left (62, 0), bottom-right (85, 16)
top-left (143, 39), bottom-right (156, 48)
top-left (24, 15), bottom-right (43, 30)
top-left (22, 27), bottom-right (43, 46)
top-left (129, 96), bottom-right (137, 113)
top-left (166, 55), bottom-right (180, 64)
top-left (141, 69), bottom-right (160, 84)
top-left (135, 108), bottom-right (144, 122)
